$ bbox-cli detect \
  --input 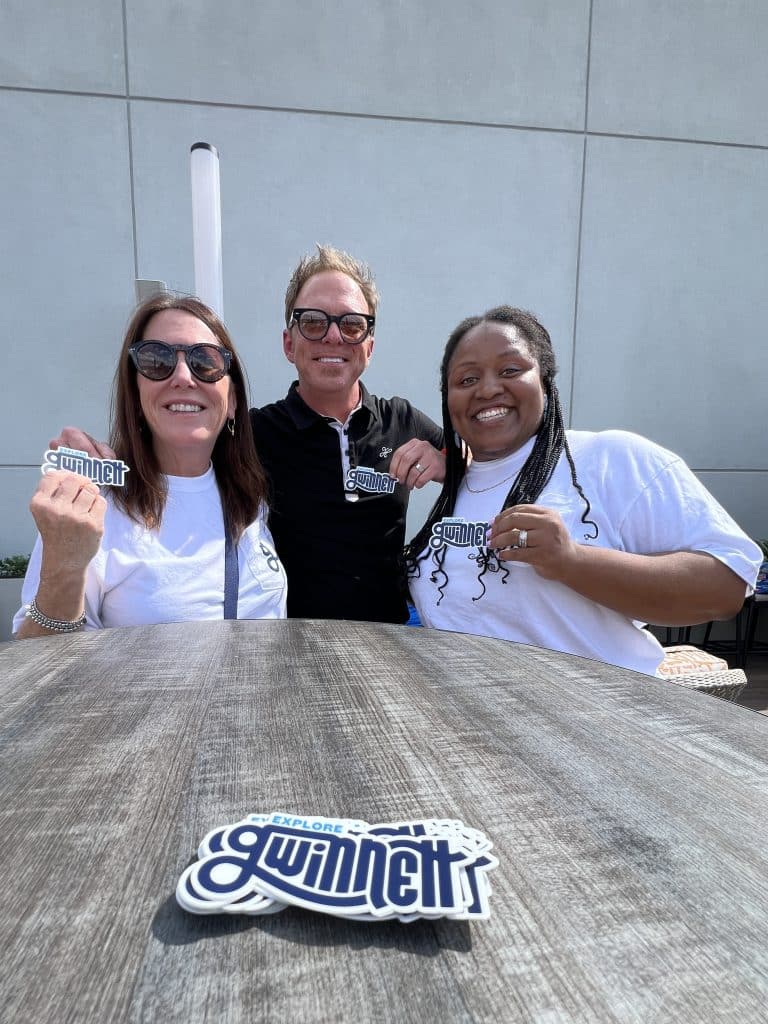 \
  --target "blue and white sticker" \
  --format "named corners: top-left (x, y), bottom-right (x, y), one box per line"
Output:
top-left (176, 812), bottom-right (497, 922)
top-left (41, 446), bottom-right (130, 487)
top-left (429, 517), bottom-right (490, 551)
top-left (344, 466), bottom-right (397, 495)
